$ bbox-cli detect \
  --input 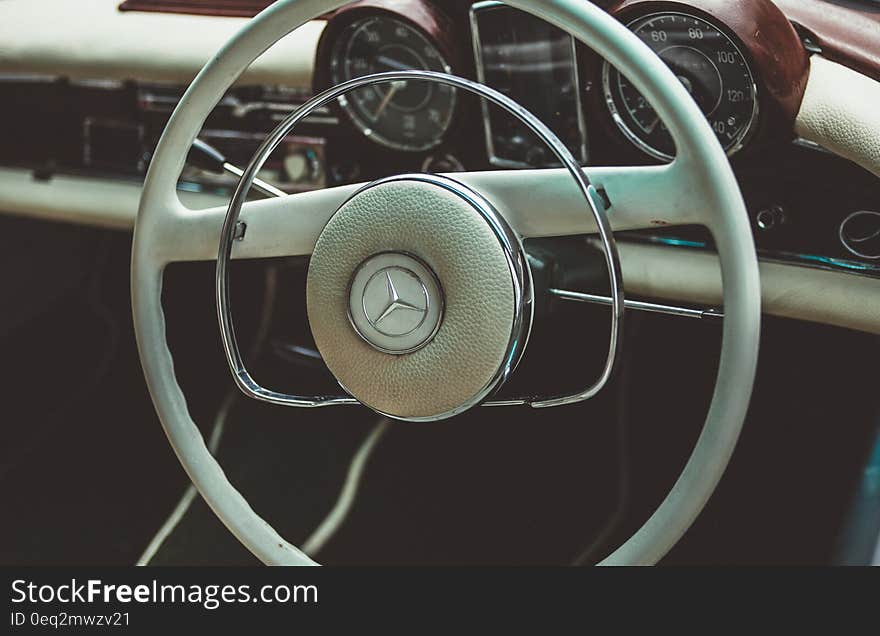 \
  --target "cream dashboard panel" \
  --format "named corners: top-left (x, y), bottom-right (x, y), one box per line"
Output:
top-left (0, 0), bottom-right (323, 86)
top-left (3, 162), bottom-right (878, 337)
top-left (612, 241), bottom-right (880, 337)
